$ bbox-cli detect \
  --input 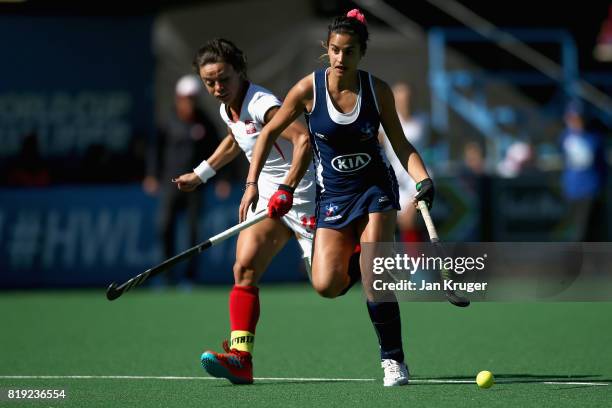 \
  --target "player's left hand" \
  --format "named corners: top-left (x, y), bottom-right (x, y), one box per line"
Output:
top-left (268, 184), bottom-right (294, 218)
top-left (414, 178), bottom-right (435, 209)
top-left (239, 183), bottom-right (259, 223)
